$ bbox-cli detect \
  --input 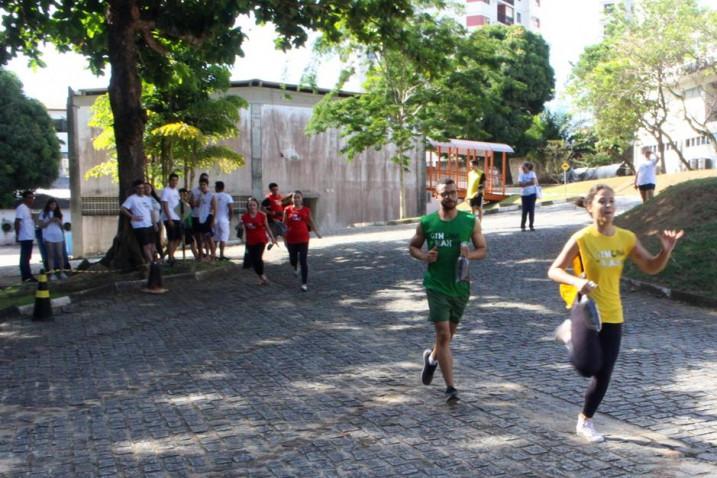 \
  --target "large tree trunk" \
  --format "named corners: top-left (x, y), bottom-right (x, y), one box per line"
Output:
top-left (100, 0), bottom-right (148, 271)
top-left (399, 165), bottom-right (406, 219)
